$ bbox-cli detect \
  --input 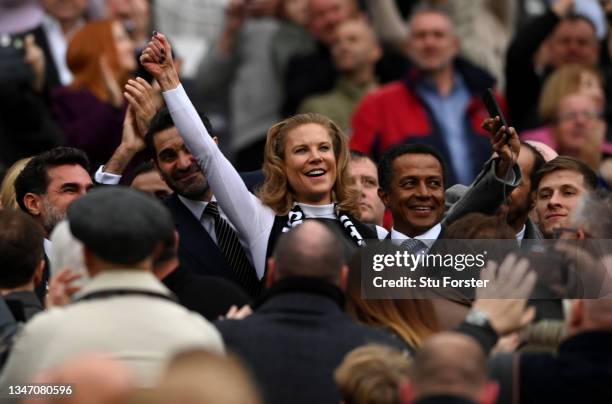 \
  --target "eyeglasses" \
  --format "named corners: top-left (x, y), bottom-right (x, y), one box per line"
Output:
top-left (557, 110), bottom-right (602, 122)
